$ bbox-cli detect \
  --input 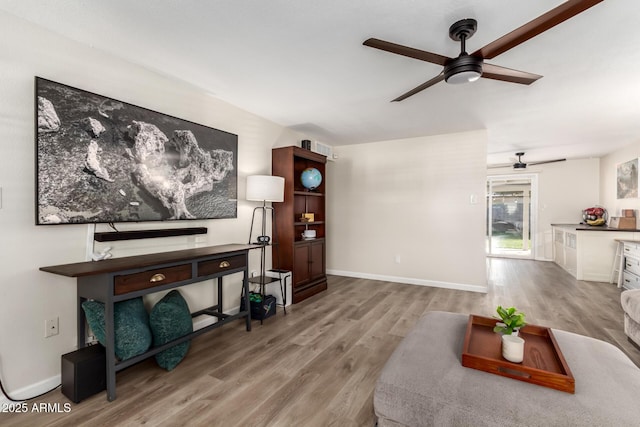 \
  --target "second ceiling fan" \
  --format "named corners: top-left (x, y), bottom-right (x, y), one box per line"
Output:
top-left (363, 0), bottom-right (603, 102)
top-left (489, 152), bottom-right (567, 170)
